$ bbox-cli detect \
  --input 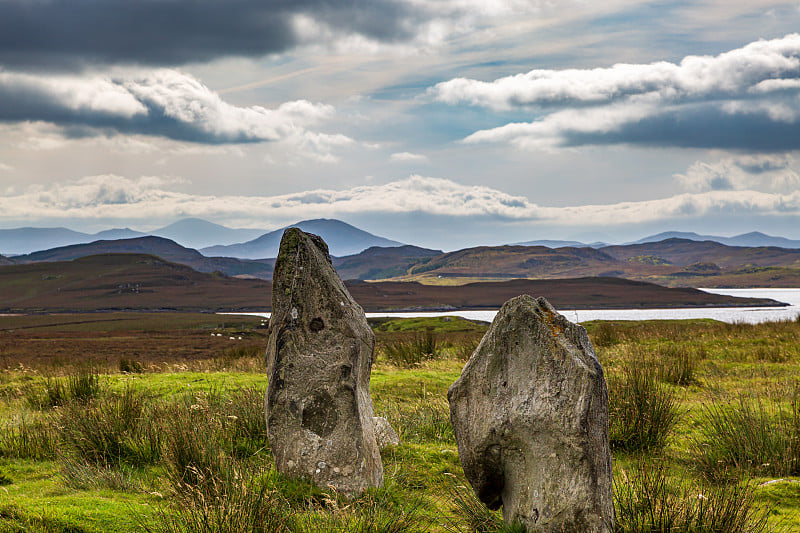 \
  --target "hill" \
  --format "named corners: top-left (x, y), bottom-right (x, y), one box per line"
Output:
top-left (385, 239), bottom-right (800, 287)
top-left (332, 245), bottom-right (442, 280)
top-left (0, 254), bottom-right (783, 312)
top-left (401, 245), bottom-right (628, 280)
top-left (201, 219), bottom-right (403, 259)
top-left (346, 277), bottom-right (784, 311)
top-left (0, 253), bottom-right (271, 312)
top-left (151, 218), bottom-right (266, 249)
top-left (13, 237), bottom-right (274, 279)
